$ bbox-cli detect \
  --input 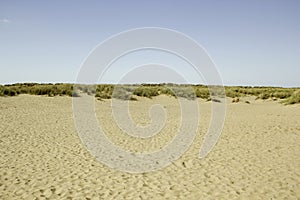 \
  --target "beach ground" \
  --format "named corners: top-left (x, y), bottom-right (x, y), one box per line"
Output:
top-left (0, 95), bottom-right (299, 199)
